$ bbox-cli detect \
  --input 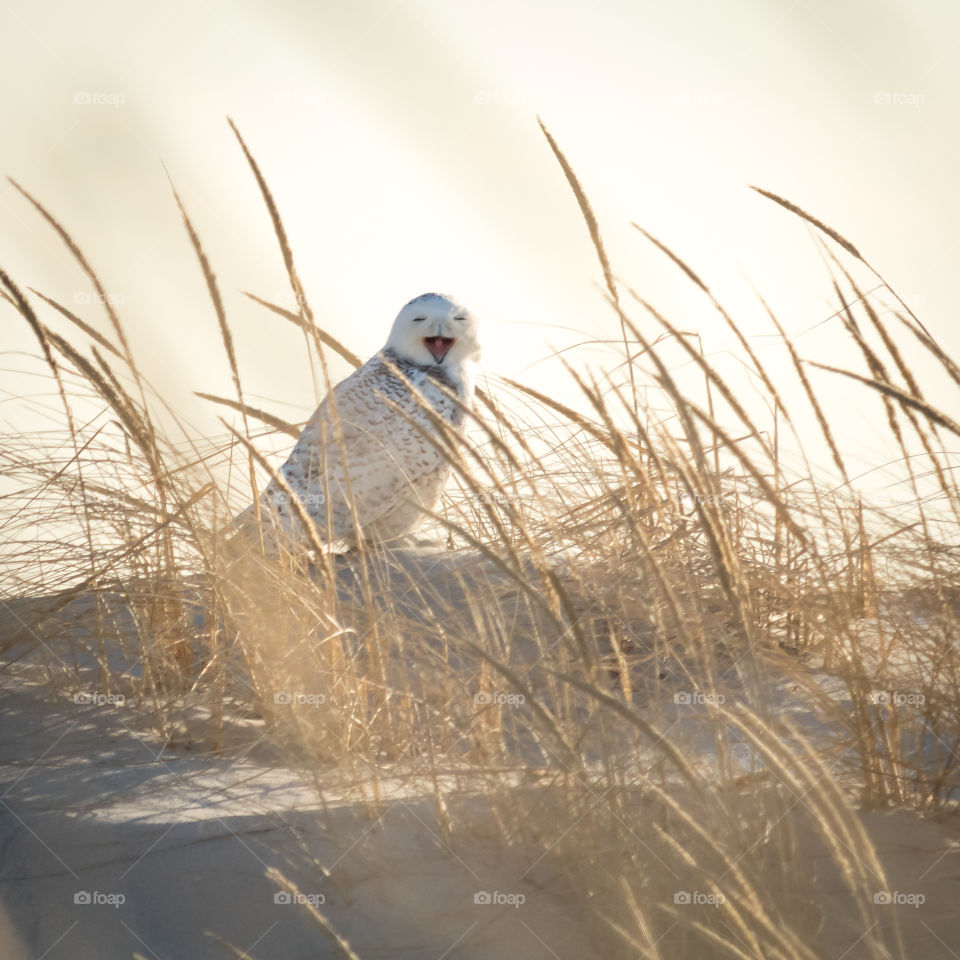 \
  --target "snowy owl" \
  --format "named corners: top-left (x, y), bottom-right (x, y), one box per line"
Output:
top-left (248, 292), bottom-right (481, 550)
